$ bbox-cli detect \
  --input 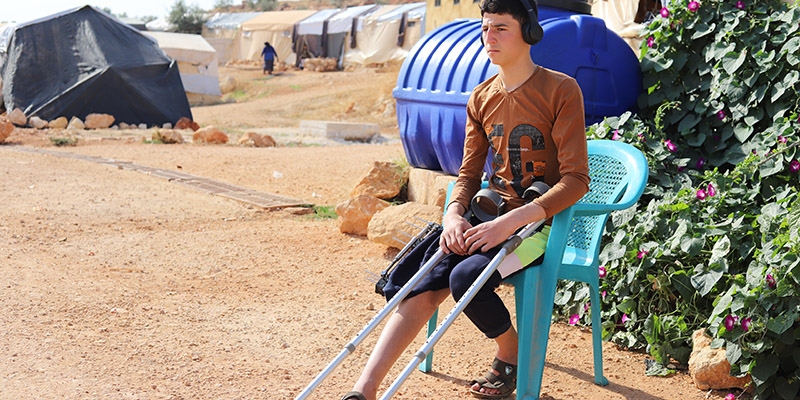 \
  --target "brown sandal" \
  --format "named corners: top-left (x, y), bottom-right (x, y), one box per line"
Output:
top-left (340, 391), bottom-right (367, 400)
top-left (469, 357), bottom-right (517, 399)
